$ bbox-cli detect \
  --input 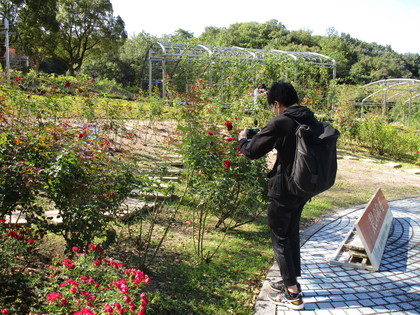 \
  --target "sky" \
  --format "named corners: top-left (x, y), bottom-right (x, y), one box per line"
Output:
top-left (110, 0), bottom-right (420, 54)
